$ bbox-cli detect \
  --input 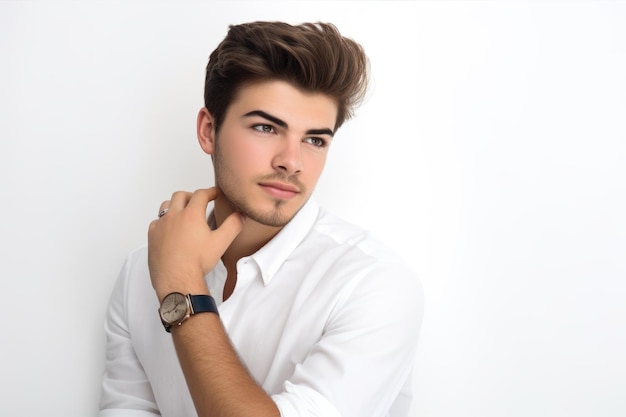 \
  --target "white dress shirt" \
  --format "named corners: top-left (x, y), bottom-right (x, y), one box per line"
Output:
top-left (99, 199), bottom-right (424, 417)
